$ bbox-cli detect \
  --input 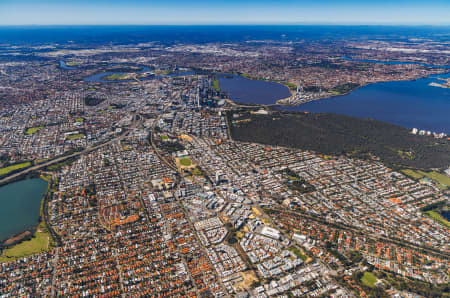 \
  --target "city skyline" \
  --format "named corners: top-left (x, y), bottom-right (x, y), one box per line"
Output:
top-left (1, 0), bottom-right (450, 26)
